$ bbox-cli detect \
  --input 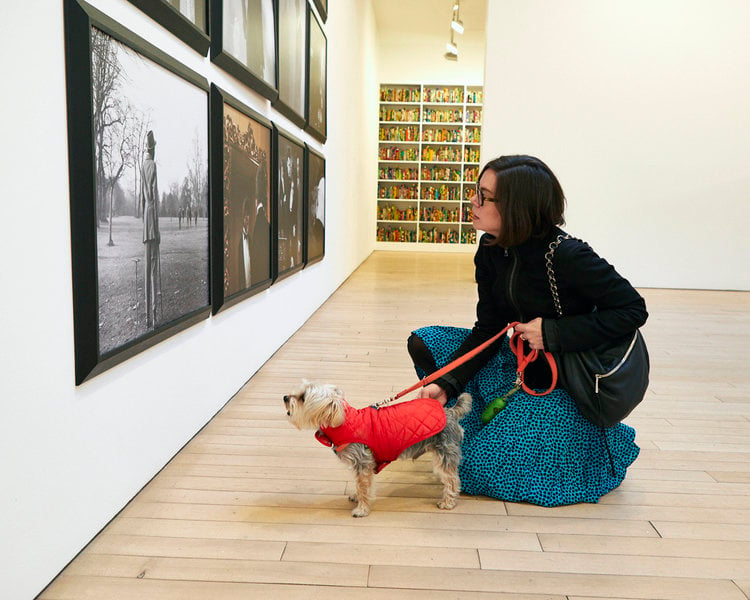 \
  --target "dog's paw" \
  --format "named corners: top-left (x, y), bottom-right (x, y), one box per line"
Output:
top-left (351, 505), bottom-right (370, 518)
top-left (348, 494), bottom-right (358, 503)
top-left (437, 497), bottom-right (457, 510)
